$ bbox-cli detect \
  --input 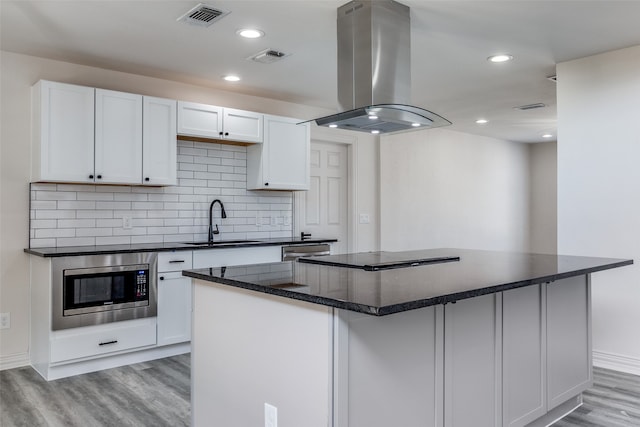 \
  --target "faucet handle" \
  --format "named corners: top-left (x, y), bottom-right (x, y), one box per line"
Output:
top-left (213, 224), bottom-right (220, 235)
